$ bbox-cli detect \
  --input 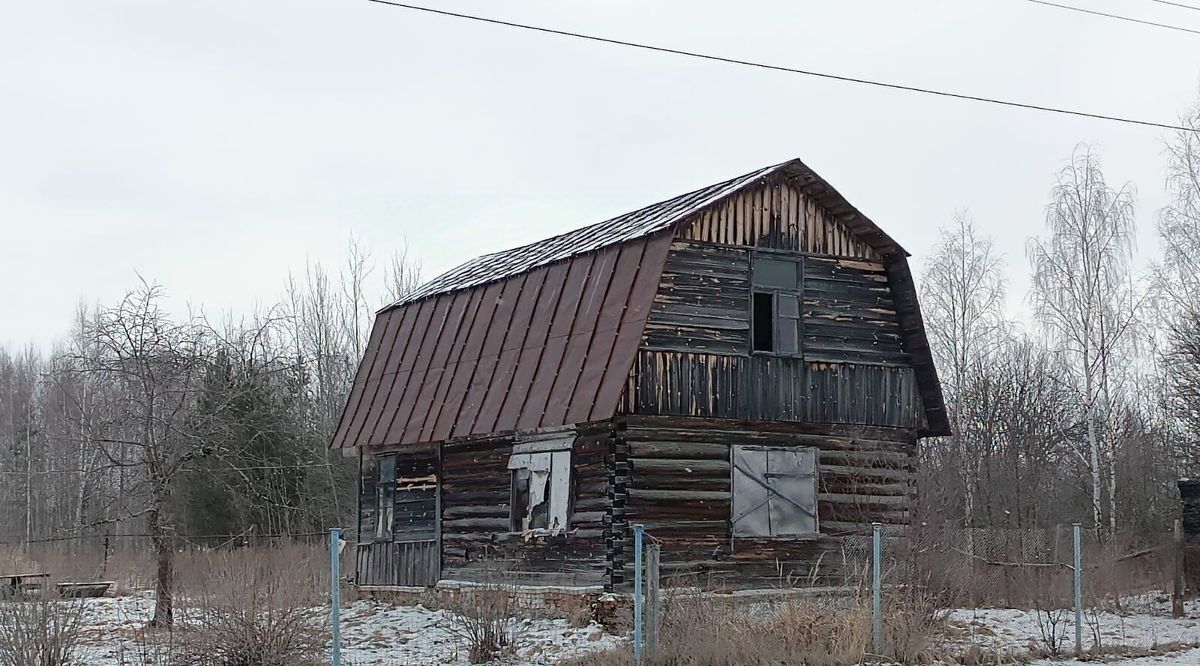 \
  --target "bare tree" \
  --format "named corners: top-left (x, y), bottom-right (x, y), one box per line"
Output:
top-left (919, 212), bottom-right (1008, 528)
top-left (73, 281), bottom-right (294, 626)
top-left (1156, 98), bottom-right (1200, 473)
top-left (283, 236), bottom-right (423, 527)
top-left (1028, 145), bottom-right (1139, 532)
top-left (384, 242), bottom-right (423, 305)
